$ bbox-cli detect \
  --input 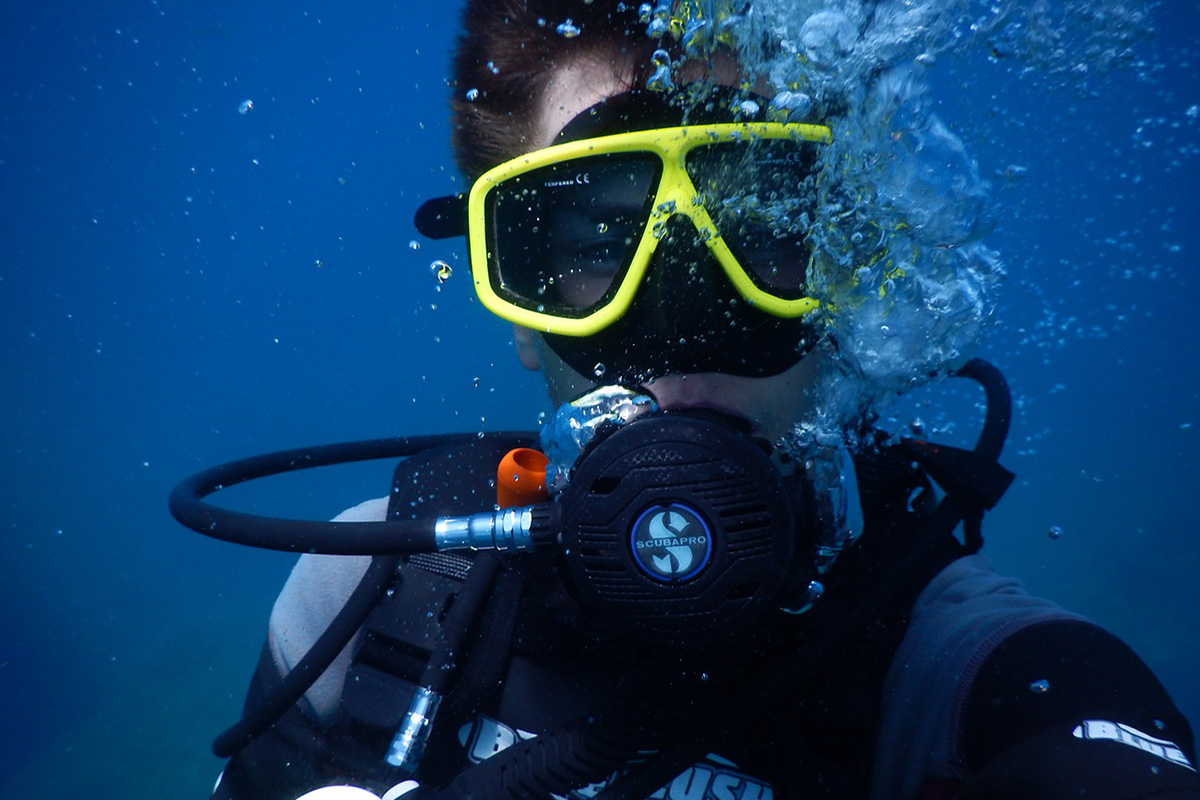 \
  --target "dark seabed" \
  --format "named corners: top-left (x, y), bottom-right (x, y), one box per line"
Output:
top-left (1, 2), bottom-right (1196, 797)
